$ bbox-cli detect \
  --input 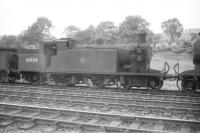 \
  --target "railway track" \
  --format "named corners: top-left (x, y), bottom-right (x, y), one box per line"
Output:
top-left (0, 103), bottom-right (199, 133)
top-left (1, 87), bottom-right (200, 110)
top-left (0, 84), bottom-right (200, 132)
top-left (1, 85), bottom-right (200, 110)
top-left (1, 84), bottom-right (200, 101)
